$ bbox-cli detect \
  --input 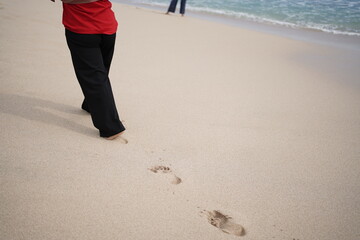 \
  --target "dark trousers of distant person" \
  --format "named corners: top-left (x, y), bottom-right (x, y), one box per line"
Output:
top-left (65, 29), bottom-right (125, 138)
top-left (167, 0), bottom-right (187, 15)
